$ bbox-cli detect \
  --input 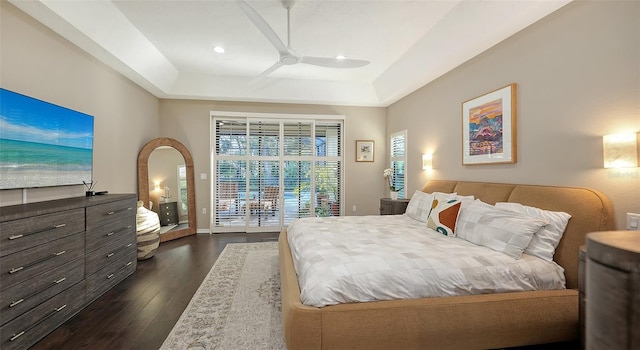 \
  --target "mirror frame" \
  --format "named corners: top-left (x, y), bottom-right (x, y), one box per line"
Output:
top-left (138, 137), bottom-right (196, 242)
